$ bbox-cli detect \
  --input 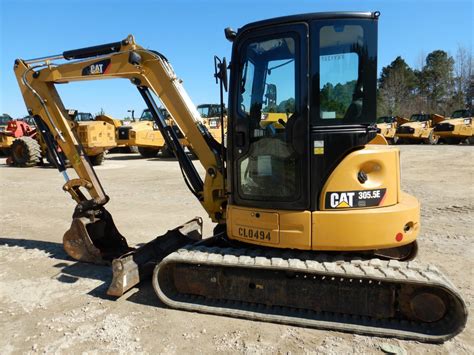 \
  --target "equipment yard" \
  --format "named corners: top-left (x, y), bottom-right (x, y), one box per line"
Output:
top-left (0, 144), bottom-right (472, 354)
